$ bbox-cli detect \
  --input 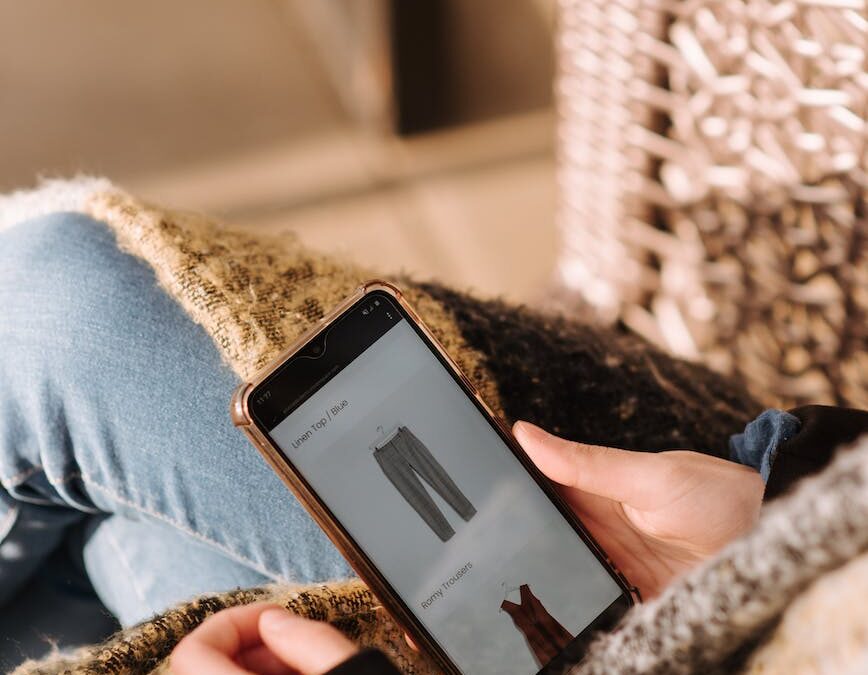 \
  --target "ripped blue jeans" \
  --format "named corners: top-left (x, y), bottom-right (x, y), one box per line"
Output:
top-left (0, 213), bottom-right (351, 627)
